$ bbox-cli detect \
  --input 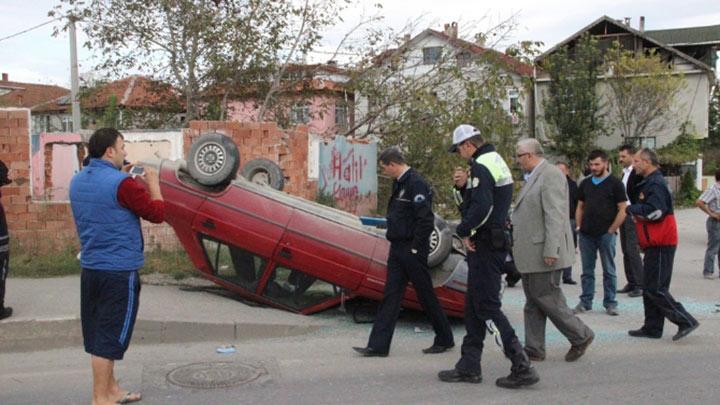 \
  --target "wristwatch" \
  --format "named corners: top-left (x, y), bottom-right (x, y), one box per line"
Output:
top-left (411, 248), bottom-right (418, 254)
